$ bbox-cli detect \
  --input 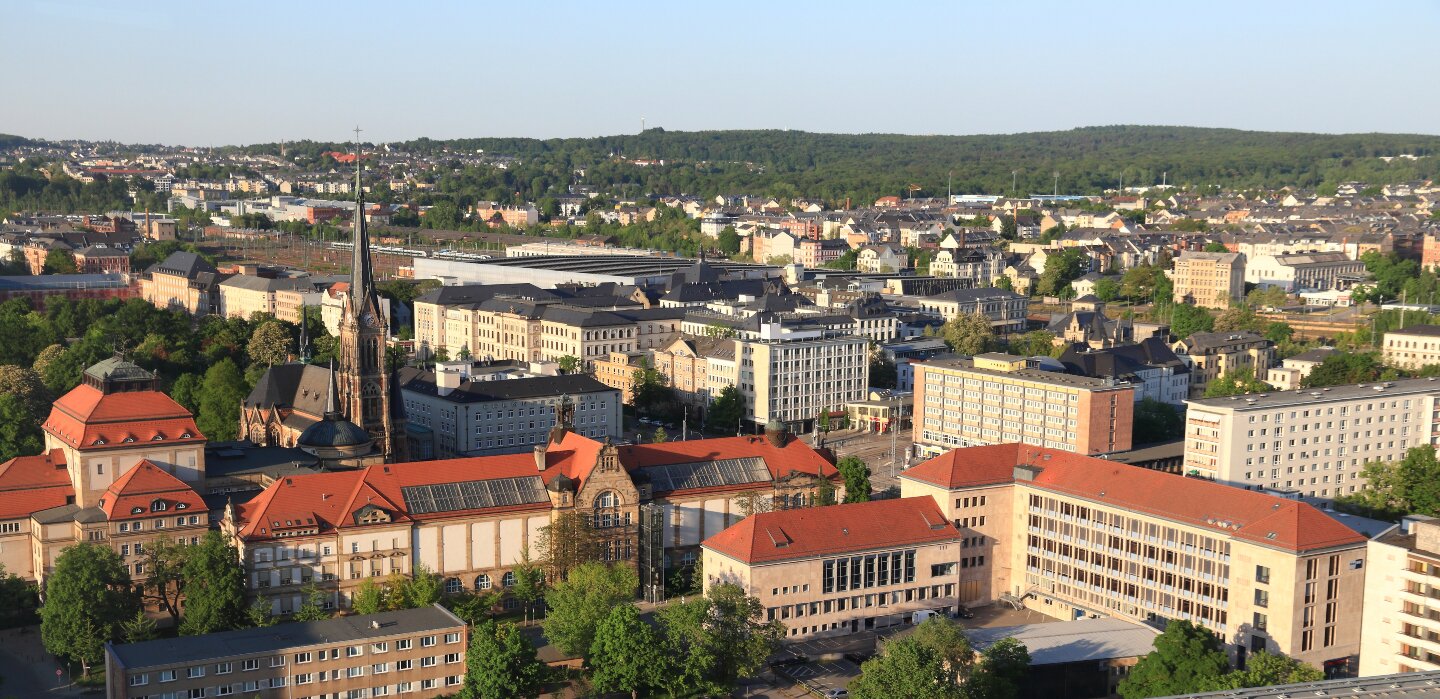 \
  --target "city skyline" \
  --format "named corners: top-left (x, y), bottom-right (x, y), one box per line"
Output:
top-left (4, 0), bottom-right (1438, 145)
